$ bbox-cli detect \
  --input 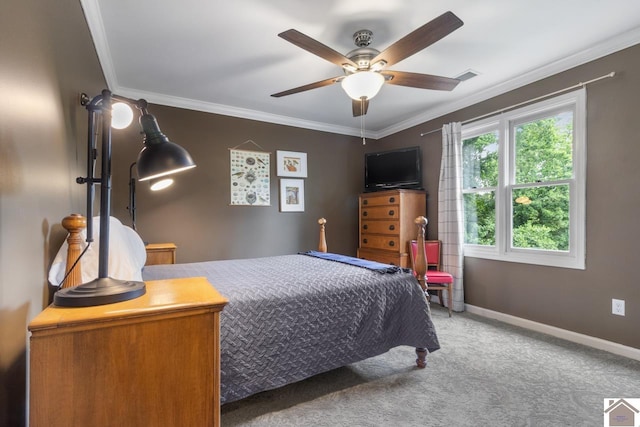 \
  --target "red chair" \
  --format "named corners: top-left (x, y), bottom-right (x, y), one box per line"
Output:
top-left (410, 239), bottom-right (453, 317)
